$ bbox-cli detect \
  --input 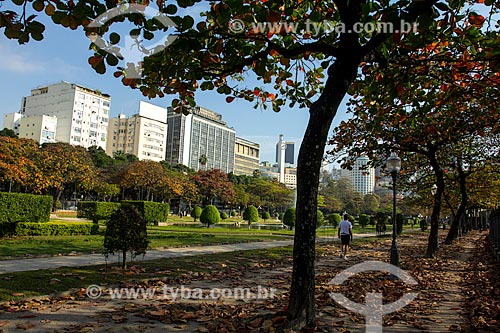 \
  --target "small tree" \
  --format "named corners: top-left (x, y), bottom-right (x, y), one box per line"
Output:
top-left (359, 214), bottom-right (370, 228)
top-left (104, 204), bottom-right (148, 269)
top-left (283, 208), bottom-right (296, 230)
top-left (420, 218), bottom-right (429, 231)
top-left (328, 213), bottom-right (342, 228)
top-left (231, 210), bottom-right (237, 217)
top-left (200, 205), bottom-right (220, 228)
top-left (243, 205), bottom-right (259, 228)
top-left (316, 210), bottom-right (325, 228)
top-left (262, 211), bottom-right (271, 222)
top-left (396, 213), bottom-right (405, 235)
top-left (221, 212), bottom-right (228, 220)
top-left (191, 206), bottom-right (202, 222)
